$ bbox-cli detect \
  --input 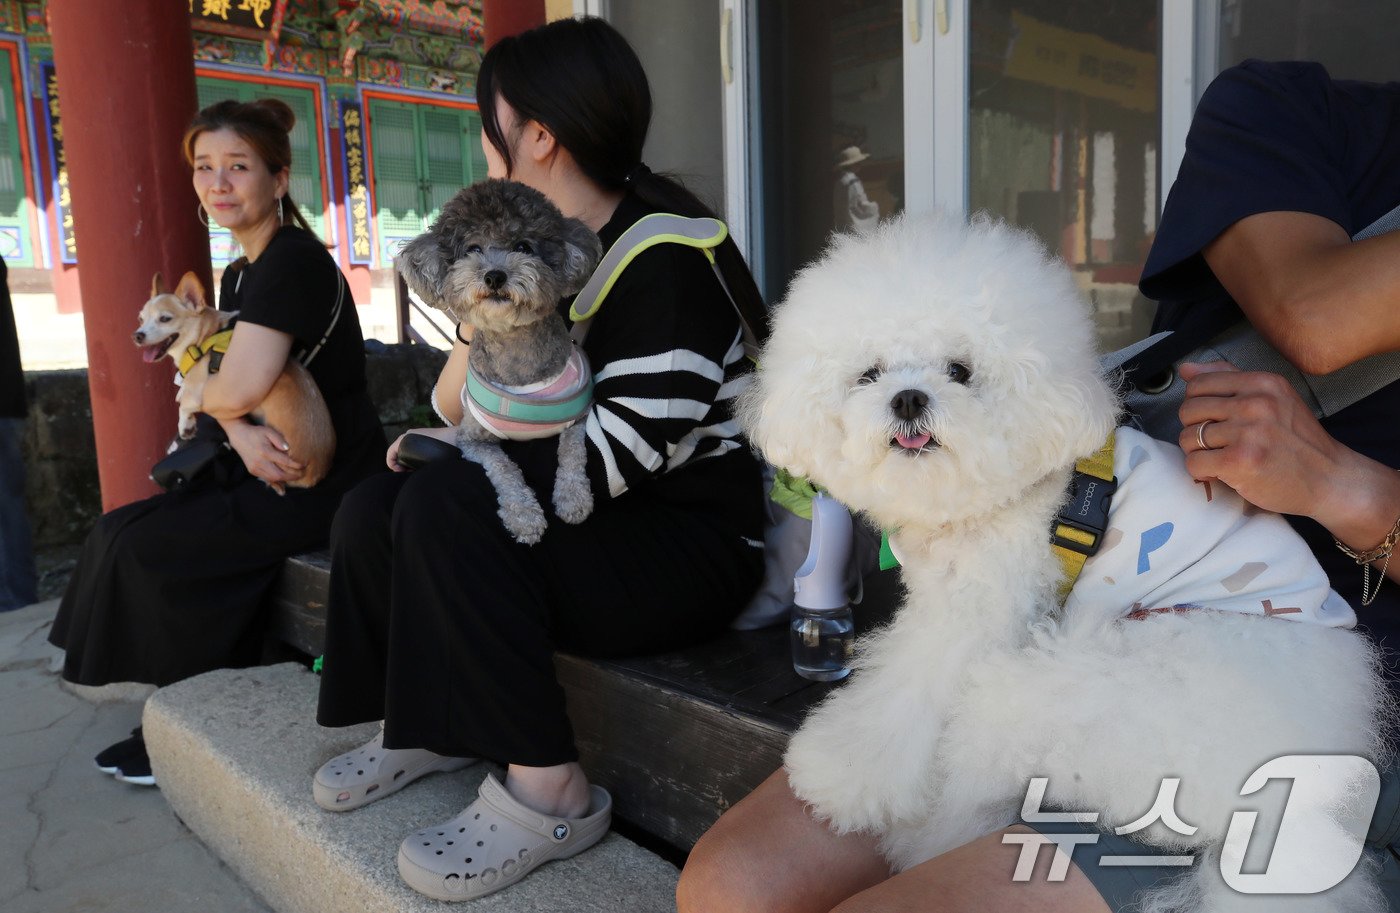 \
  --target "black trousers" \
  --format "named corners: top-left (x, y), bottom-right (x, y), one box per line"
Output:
top-left (316, 457), bottom-right (764, 767)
